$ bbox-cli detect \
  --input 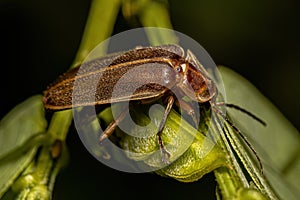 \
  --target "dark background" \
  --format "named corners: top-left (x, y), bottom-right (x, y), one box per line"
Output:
top-left (0, 0), bottom-right (299, 199)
